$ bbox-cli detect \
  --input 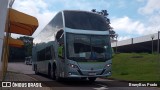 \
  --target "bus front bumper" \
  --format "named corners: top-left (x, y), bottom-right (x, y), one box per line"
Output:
top-left (67, 71), bottom-right (111, 78)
